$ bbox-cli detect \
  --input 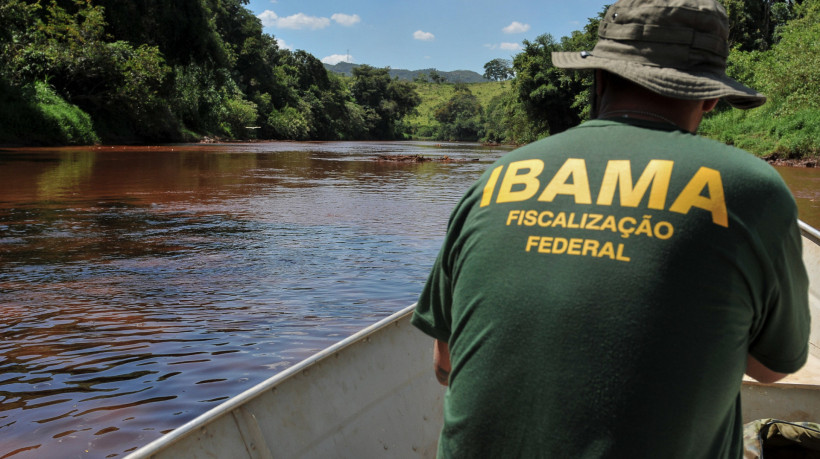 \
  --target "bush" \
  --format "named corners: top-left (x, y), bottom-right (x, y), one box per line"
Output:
top-left (0, 79), bottom-right (98, 145)
top-left (267, 106), bottom-right (311, 140)
top-left (222, 96), bottom-right (258, 139)
top-left (33, 81), bottom-right (98, 144)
